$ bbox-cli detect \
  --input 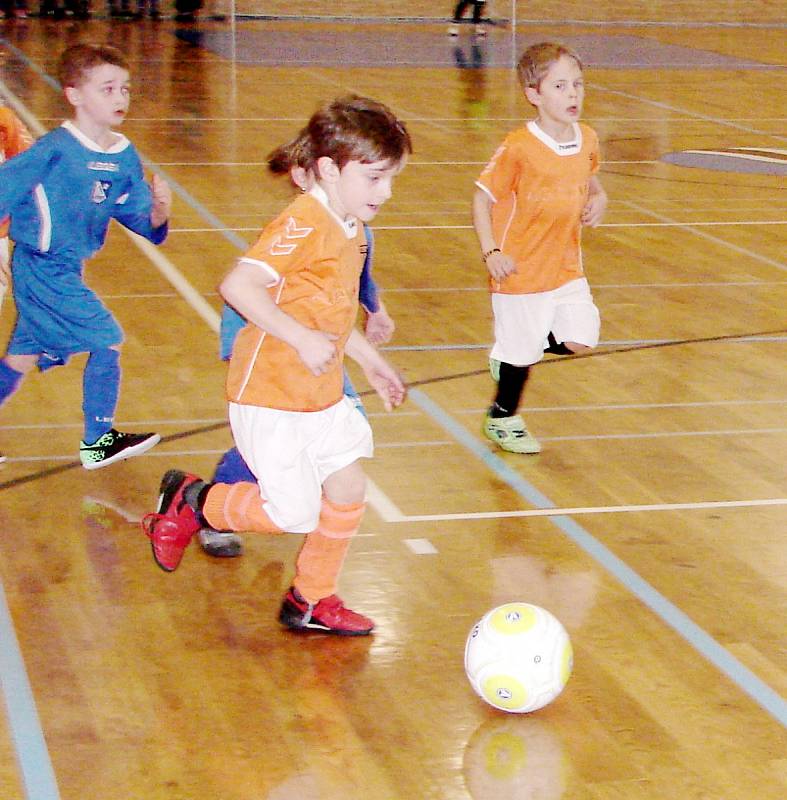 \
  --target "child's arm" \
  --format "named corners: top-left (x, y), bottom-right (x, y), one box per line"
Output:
top-left (150, 174), bottom-right (172, 230)
top-left (472, 187), bottom-right (516, 281)
top-left (0, 237), bottom-right (9, 290)
top-left (359, 226), bottom-right (395, 345)
top-left (344, 328), bottom-right (406, 412)
top-left (581, 175), bottom-right (607, 228)
top-left (219, 260), bottom-right (338, 376)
